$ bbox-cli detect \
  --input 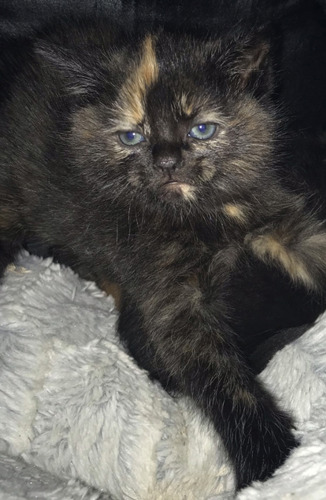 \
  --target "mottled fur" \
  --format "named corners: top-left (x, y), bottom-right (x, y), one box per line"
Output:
top-left (0, 24), bottom-right (326, 489)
